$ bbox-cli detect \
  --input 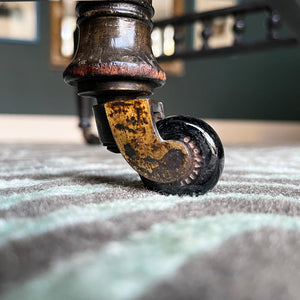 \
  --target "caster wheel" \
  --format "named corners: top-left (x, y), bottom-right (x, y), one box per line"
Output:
top-left (140, 116), bottom-right (224, 195)
top-left (82, 129), bottom-right (100, 145)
